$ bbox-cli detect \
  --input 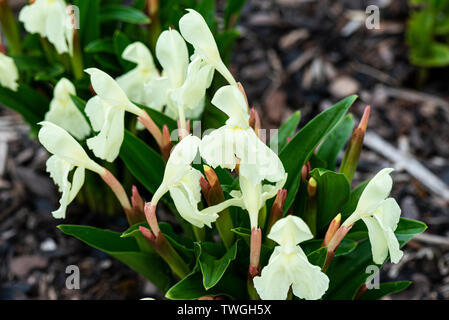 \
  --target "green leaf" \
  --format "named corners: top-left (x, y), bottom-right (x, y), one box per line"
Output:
top-left (85, 38), bottom-right (115, 54)
top-left (411, 42), bottom-right (449, 67)
top-left (0, 85), bottom-right (49, 133)
top-left (395, 218), bottom-right (428, 246)
top-left (225, 0), bottom-right (247, 29)
top-left (280, 95), bottom-right (357, 212)
top-left (74, 0), bottom-right (100, 48)
top-left (34, 64), bottom-right (65, 81)
top-left (310, 168), bottom-right (351, 233)
top-left (197, 241), bottom-right (239, 290)
top-left (100, 5), bottom-right (151, 24)
top-left (58, 225), bottom-right (173, 291)
top-left (113, 31), bottom-right (133, 71)
top-left (270, 111), bottom-right (301, 154)
top-left (307, 247), bottom-right (328, 268)
top-left (165, 269), bottom-right (246, 300)
top-left (360, 281), bottom-right (411, 300)
top-left (317, 114), bottom-right (354, 171)
top-left (302, 238), bottom-right (358, 257)
top-left (340, 179), bottom-right (369, 220)
top-left (122, 222), bottom-right (195, 263)
top-left (119, 130), bottom-right (165, 195)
